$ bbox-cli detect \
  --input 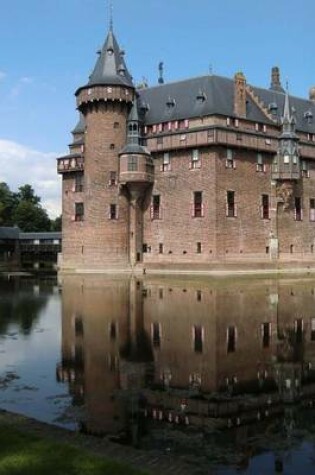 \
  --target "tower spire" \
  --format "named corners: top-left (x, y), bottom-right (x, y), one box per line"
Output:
top-left (109, 0), bottom-right (113, 31)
